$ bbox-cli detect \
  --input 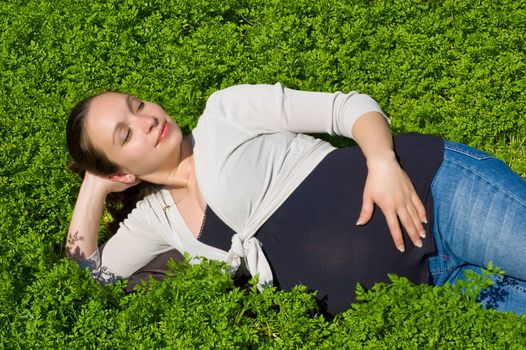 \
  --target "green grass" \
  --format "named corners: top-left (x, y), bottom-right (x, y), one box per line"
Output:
top-left (1, 0), bottom-right (525, 347)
